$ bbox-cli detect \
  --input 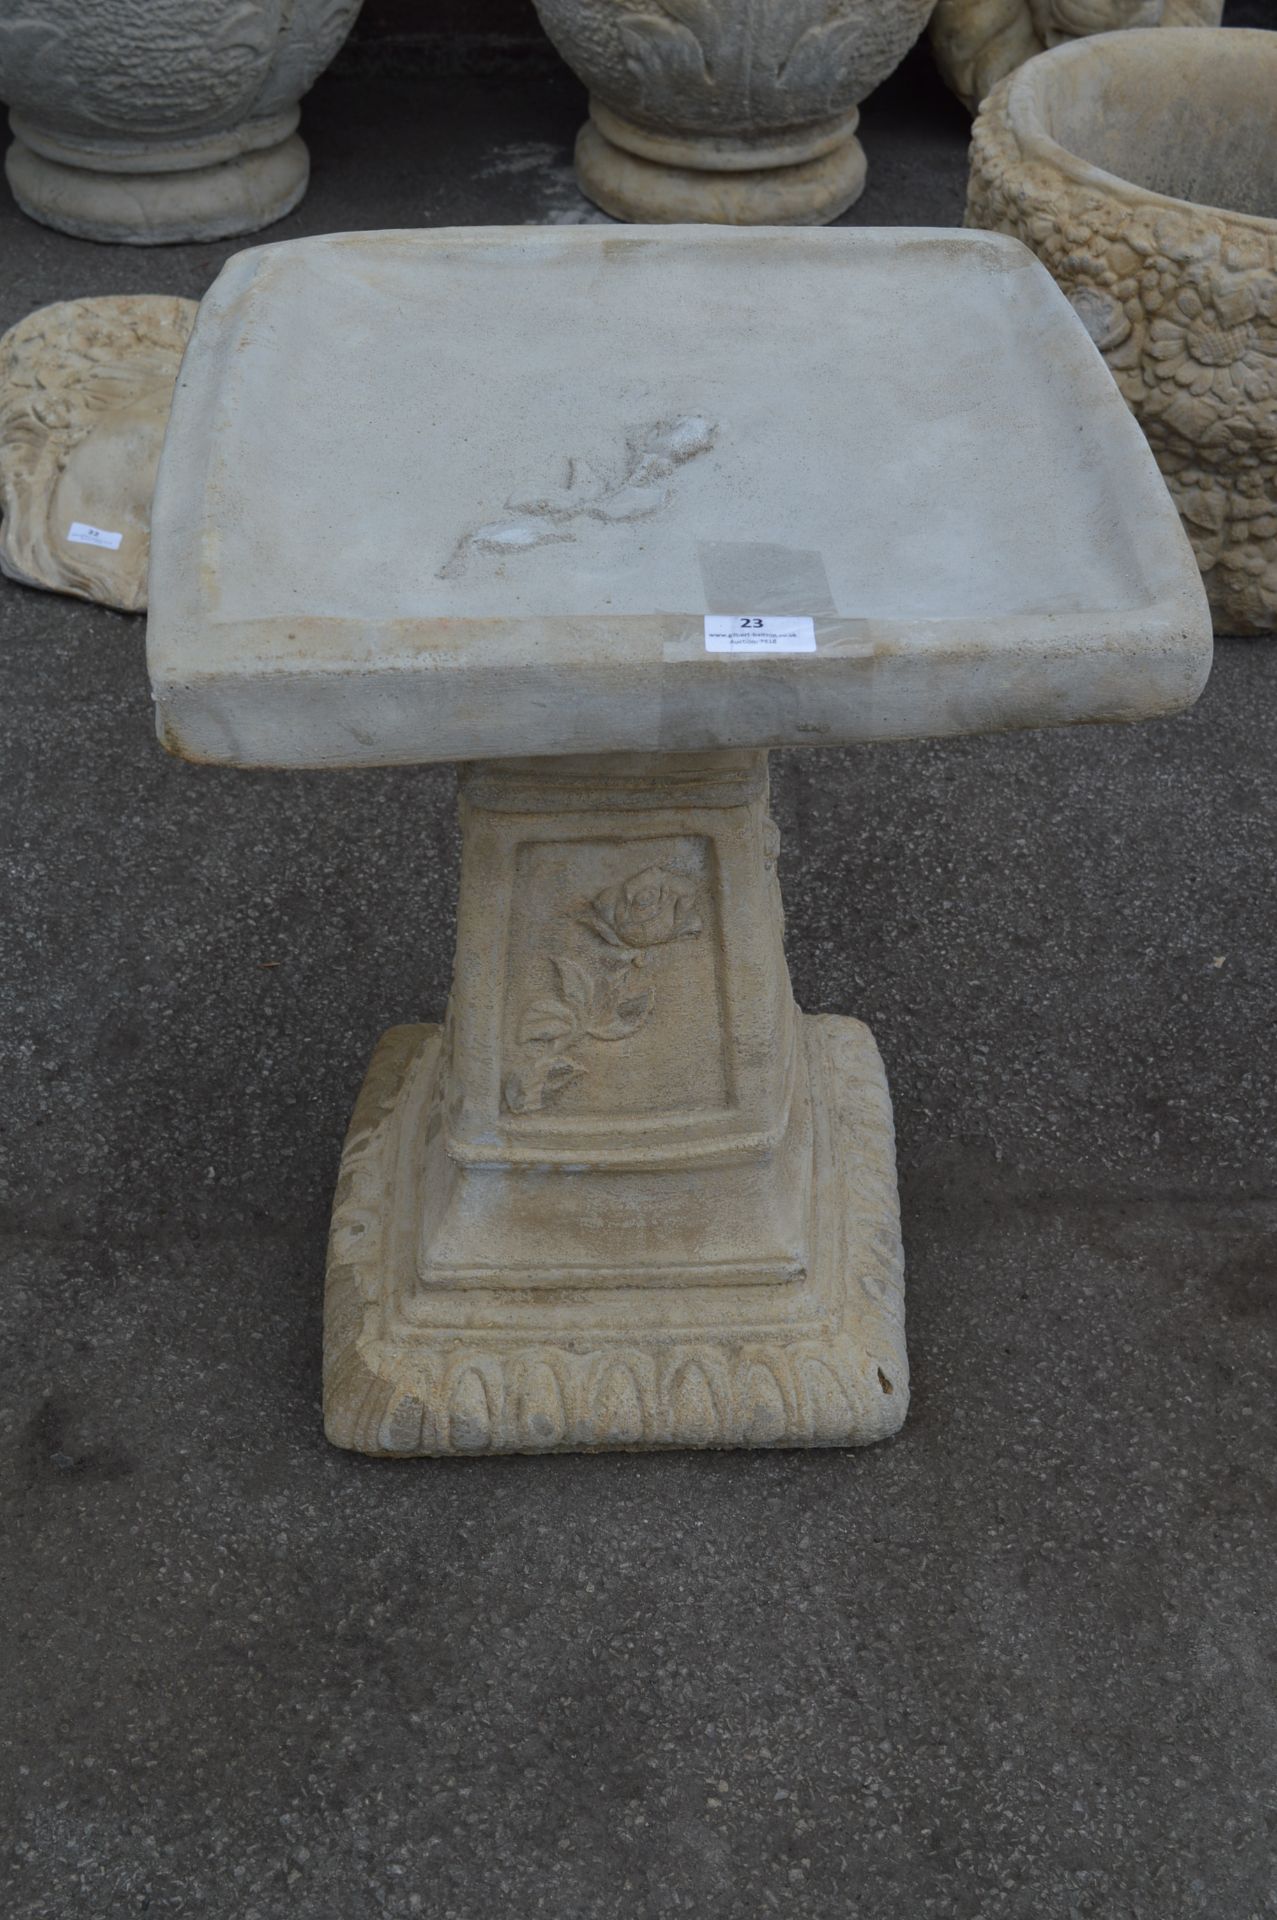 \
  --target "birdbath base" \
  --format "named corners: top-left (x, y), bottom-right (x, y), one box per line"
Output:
top-left (324, 750), bottom-right (907, 1456)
